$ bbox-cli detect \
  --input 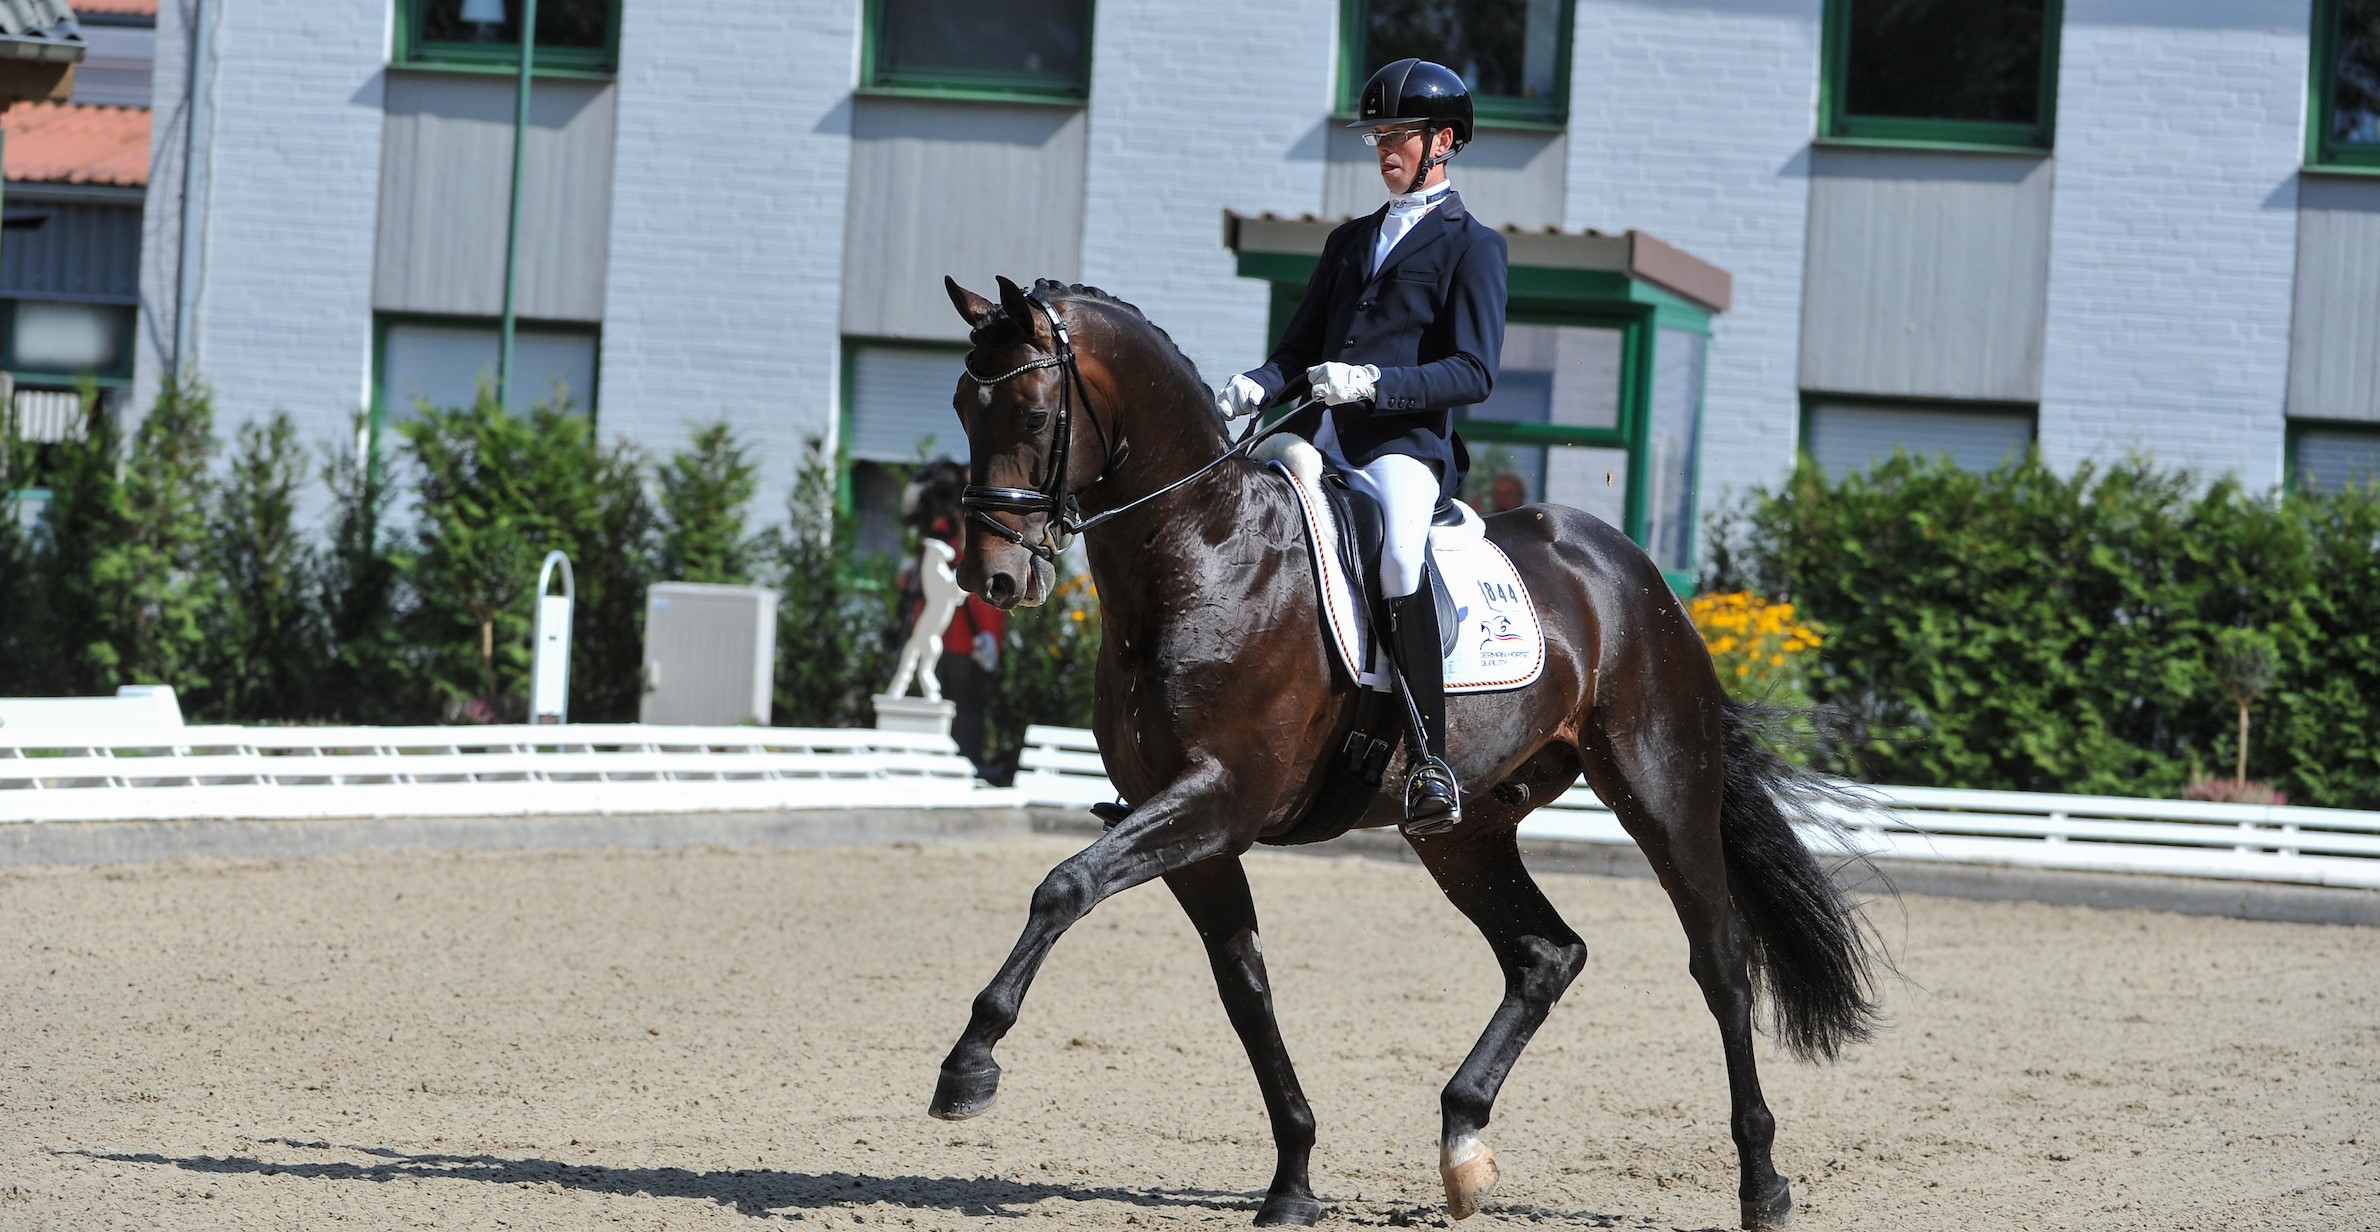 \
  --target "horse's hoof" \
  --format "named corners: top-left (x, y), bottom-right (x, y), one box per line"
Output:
top-left (1440, 1134), bottom-right (1498, 1220)
top-left (927, 1063), bottom-right (1001, 1120)
top-left (1741, 1175), bottom-right (1793, 1229)
top-left (1253, 1193), bottom-right (1324, 1226)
